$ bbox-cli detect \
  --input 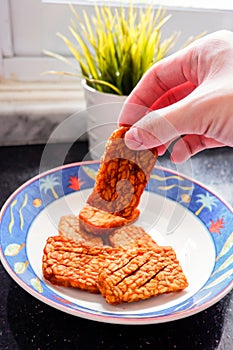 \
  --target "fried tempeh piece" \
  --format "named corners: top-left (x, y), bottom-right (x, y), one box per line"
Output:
top-left (85, 126), bottom-right (158, 219)
top-left (59, 214), bottom-right (104, 246)
top-left (42, 236), bottom-right (125, 293)
top-left (109, 225), bottom-right (155, 248)
top-left (42, 235), bottom-right (188, 302)
top-left (98, 245), bottom-right (188, 305)
top-left (58, 213), bottom-right (148, 247)
top-left (79, 204), bottom-right (140, 236)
